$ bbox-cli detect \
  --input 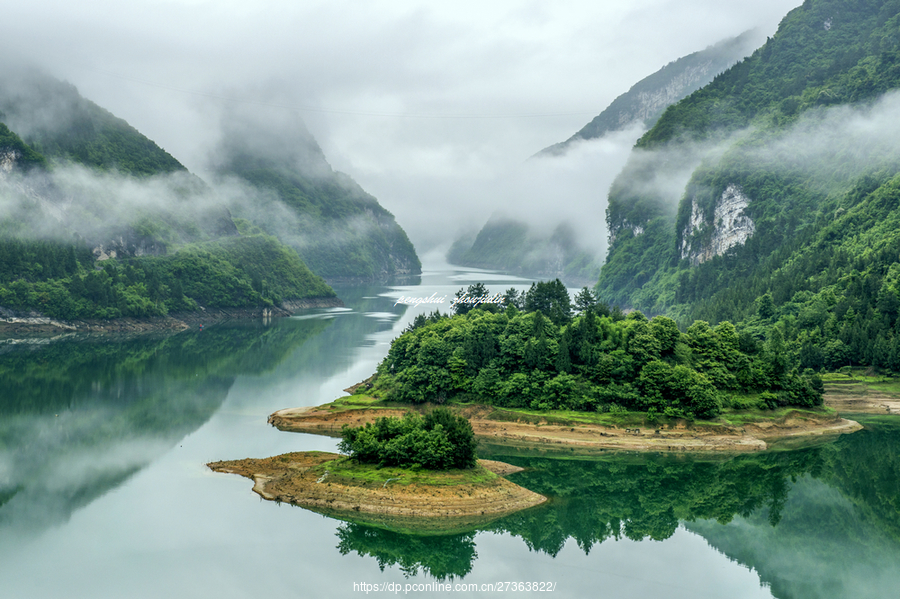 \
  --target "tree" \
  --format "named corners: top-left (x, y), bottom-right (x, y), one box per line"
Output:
top-left (650, 316), bottom-right (681, 354)
top-left (338, 408), bottom-right (477, 470)
top-left (757, 293), bottom-right (776, 320)
top-left (556, 336), bottom-right (572, 373)
top-left (524, 279), bottom-right (572, 325)
top-left (453, 283), bottom-right (500, 316)
top-left (574, 287), bottom-right (597, 313)
top-left (502, 288), bottom-right (524, 310)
